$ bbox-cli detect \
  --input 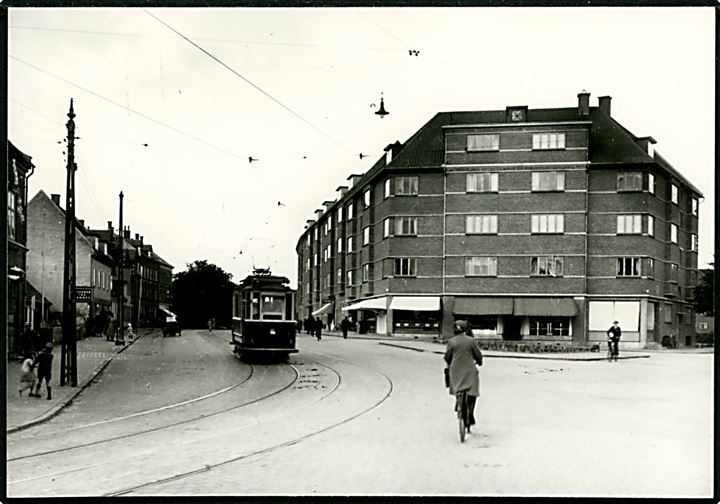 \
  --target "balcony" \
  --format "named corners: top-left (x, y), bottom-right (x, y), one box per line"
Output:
top-left (664, 283), bottom-right (680, 298)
